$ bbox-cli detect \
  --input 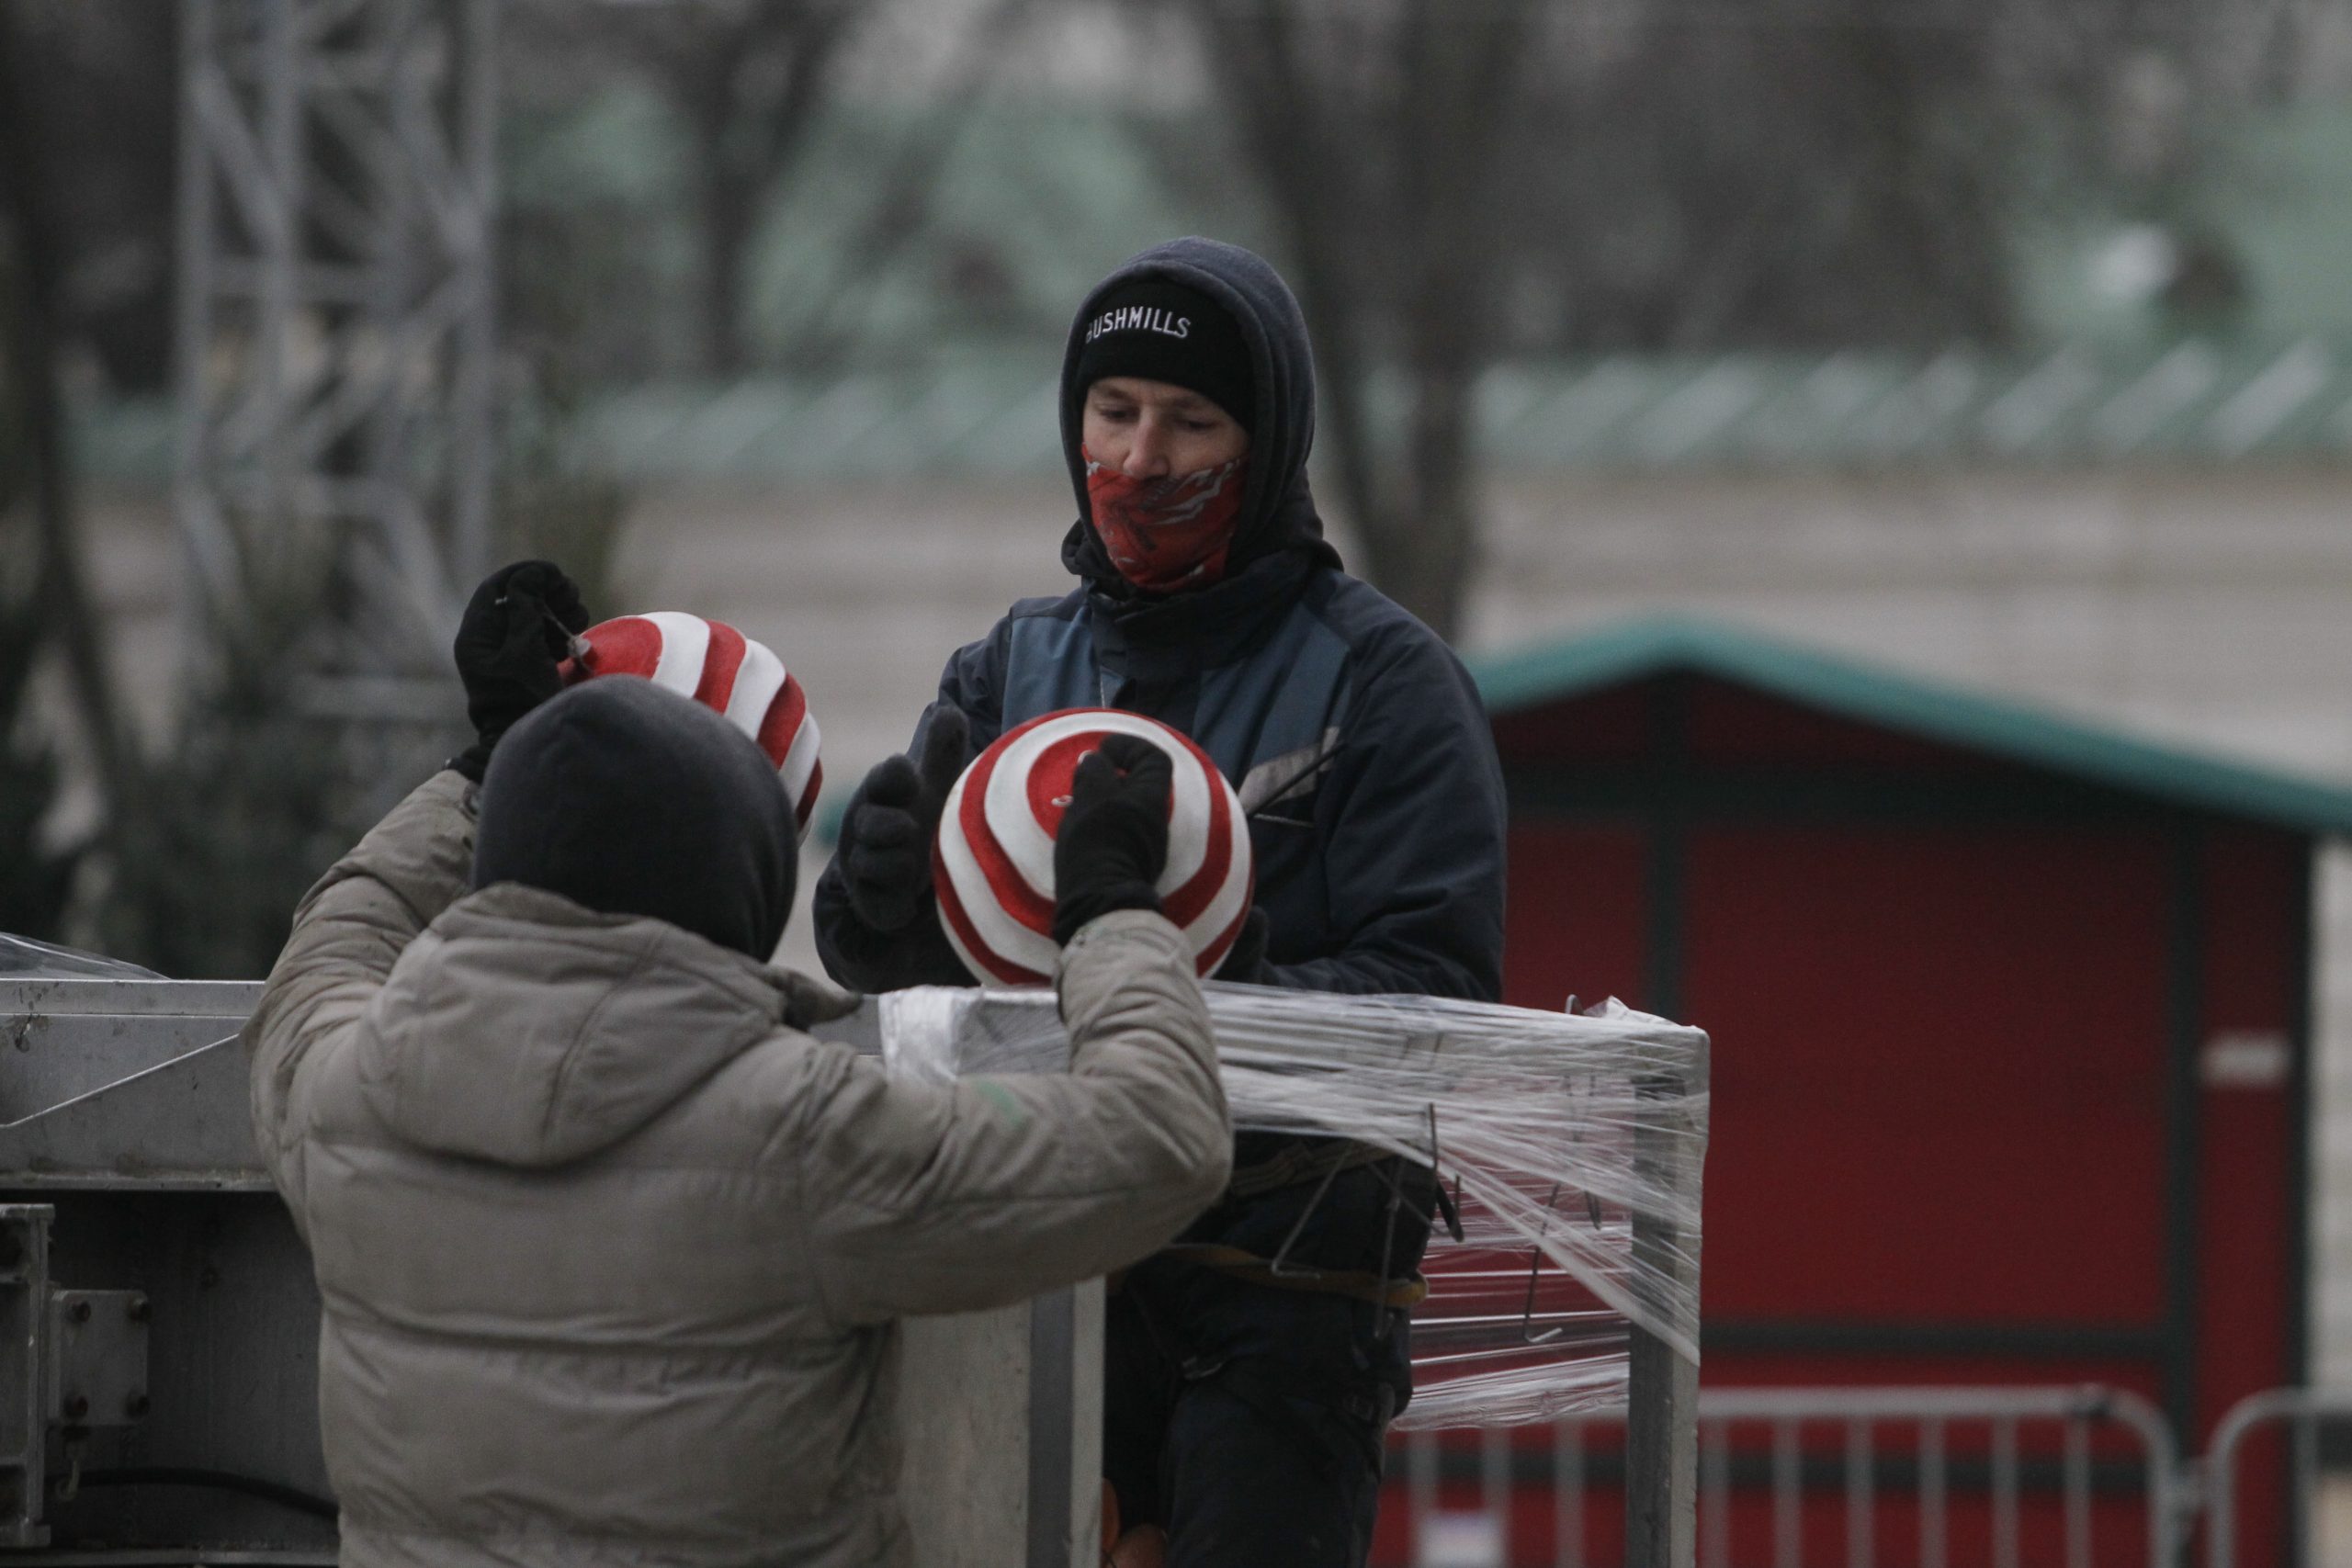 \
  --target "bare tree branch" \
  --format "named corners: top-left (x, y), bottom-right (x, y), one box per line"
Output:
top-left (780, 0), bottom-right (1035, 371)
top-left (524, 0), bottom-right (871, 376)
